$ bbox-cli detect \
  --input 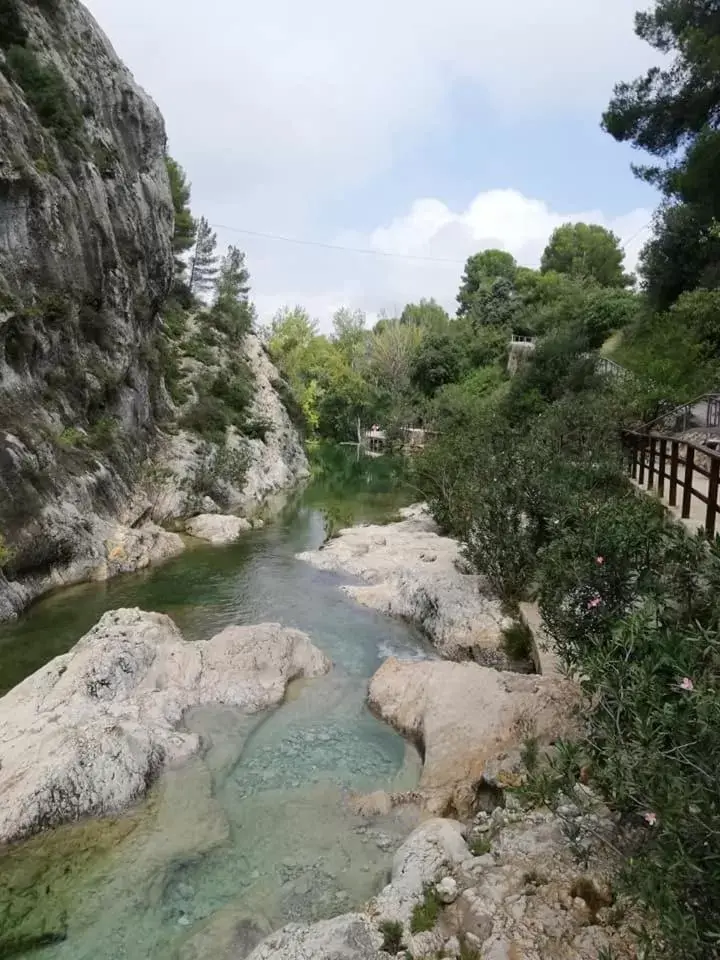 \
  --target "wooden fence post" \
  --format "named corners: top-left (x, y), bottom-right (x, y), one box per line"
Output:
top-left (681, 445), bottom-right (695, 519)
top-left (638, 436), bottom-right (647, 486)
top-left (647, 437), bottom-right (656, 490)
top-left (657, 438), bottom-right (667, 497)
top-left (706, 457), bottom-right (719, 539)
top-left (669, 440), bottom-right (679, 507)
